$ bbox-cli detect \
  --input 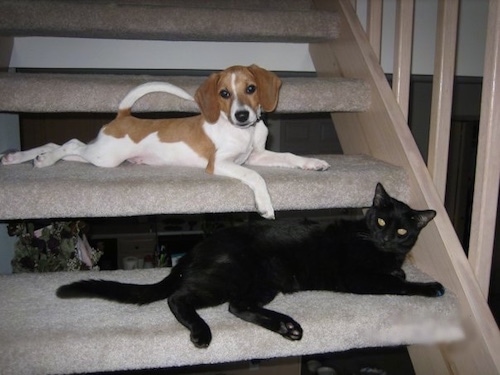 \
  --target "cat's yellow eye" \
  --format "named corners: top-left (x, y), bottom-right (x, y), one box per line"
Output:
top-left (397, 228), bottom-right (408, 236)
top-left (377, 218), bottom-right (386, 227)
